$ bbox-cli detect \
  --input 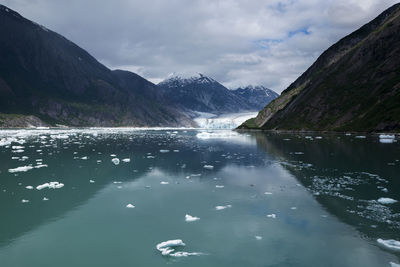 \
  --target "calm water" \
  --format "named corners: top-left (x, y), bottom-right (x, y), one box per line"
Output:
top-left (0, 129), bottom-right (399, 266)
